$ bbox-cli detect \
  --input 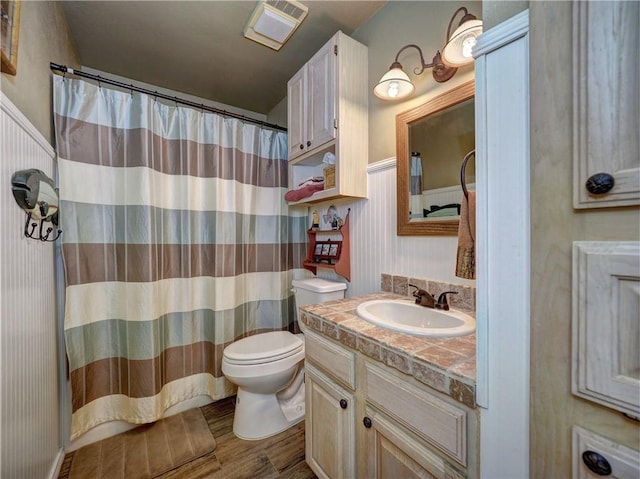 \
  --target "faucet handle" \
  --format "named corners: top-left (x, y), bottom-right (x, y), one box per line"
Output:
top-left (409, 284), bottom-right (436, 307)
top-left (436, 291), bottom-right (458, 310)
